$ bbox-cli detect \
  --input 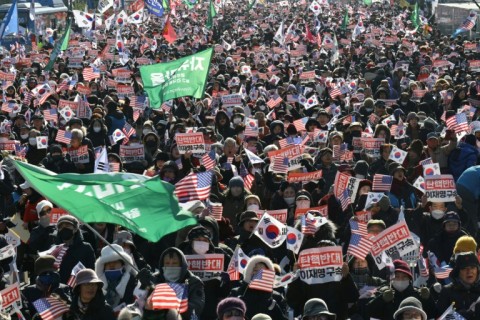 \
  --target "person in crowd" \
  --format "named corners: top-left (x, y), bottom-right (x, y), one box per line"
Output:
top-left (216, 297), bottom-right (247, 320)
top-left (64, 268), bottom-right (116, 320)
top-left (95, 244), bottom-right (138, 310)
top-left (367, 259), bottom-right (437, 319)
top-left (436, 252), bottom-right (480, 319)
